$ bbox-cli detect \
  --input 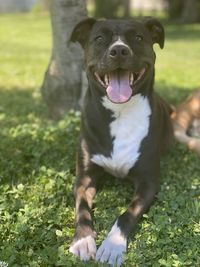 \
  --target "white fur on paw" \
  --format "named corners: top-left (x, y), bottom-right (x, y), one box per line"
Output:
top-left (69, 235), bottom-right (96, 261)
top-left (96, 221), bottom-right (127, 266)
